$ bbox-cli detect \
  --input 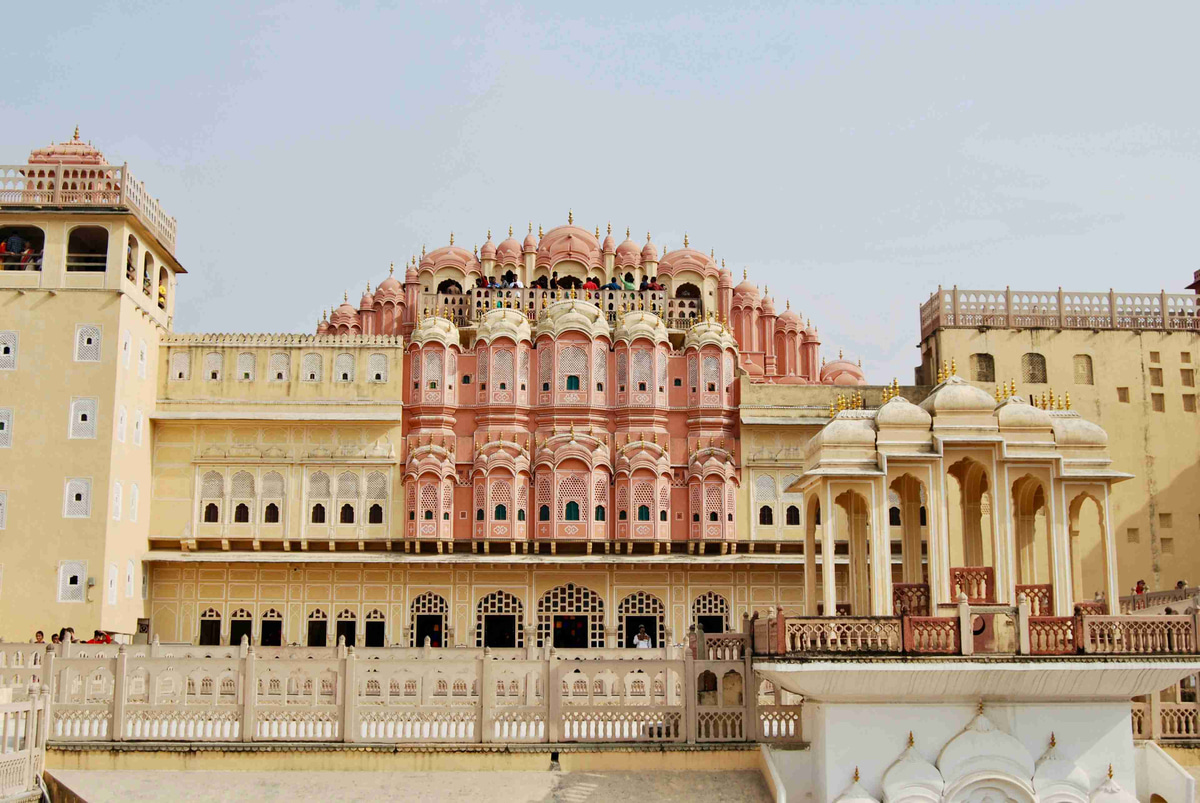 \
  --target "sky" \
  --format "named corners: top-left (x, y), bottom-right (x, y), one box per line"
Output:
top-left (3, 0), bottom-right (1197, 382)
